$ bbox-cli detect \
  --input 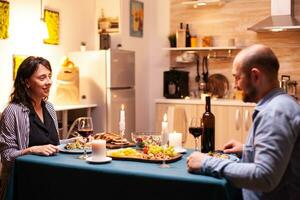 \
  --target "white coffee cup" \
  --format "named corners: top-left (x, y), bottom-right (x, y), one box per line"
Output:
top-left (92, 139), bottom-right (106, 161)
